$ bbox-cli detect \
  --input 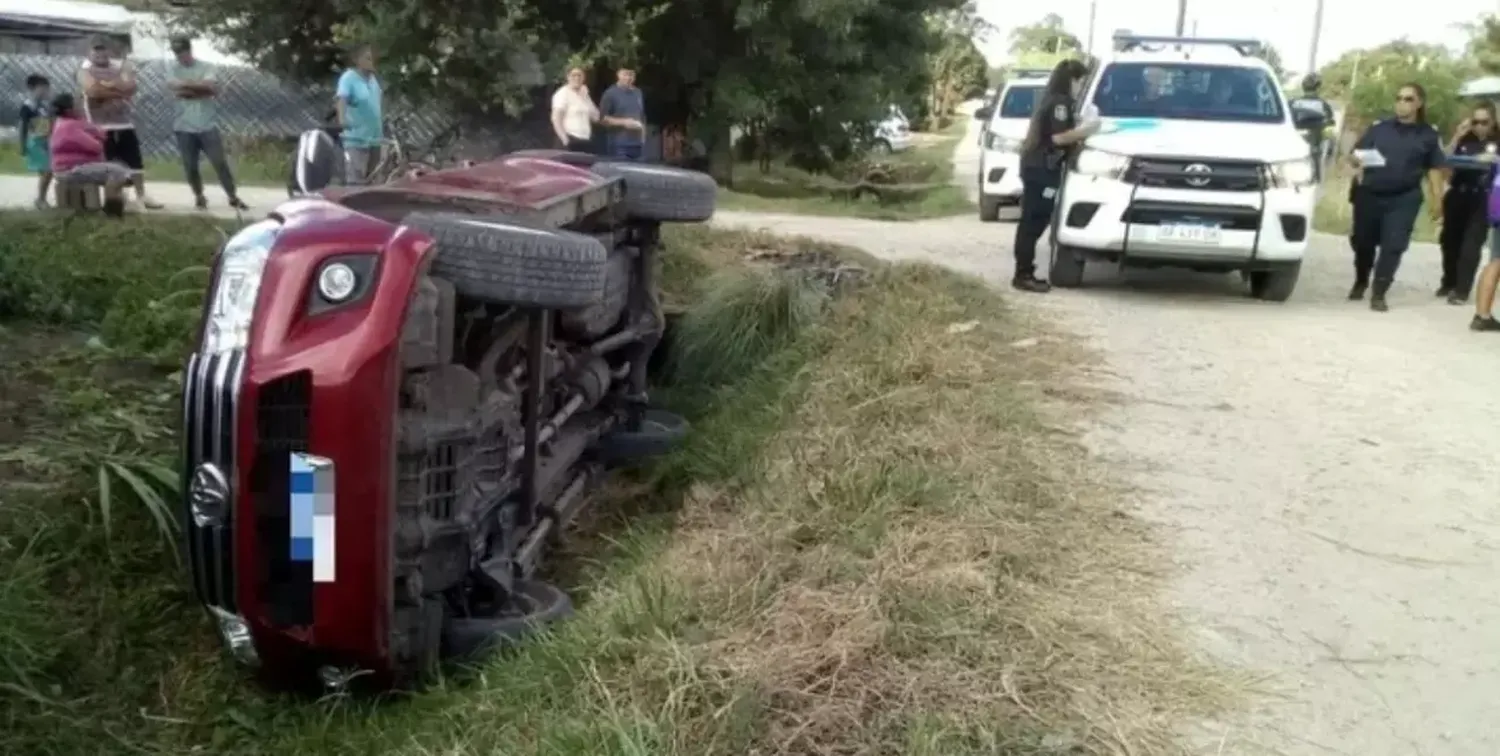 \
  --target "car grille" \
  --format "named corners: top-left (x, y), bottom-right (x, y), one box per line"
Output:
top-left (181, 349), bottom-right (246, 613)
top-left (250, 371), bottom-right (314, 627)
top-left (1126, 157), bottom-right (1266, 191)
